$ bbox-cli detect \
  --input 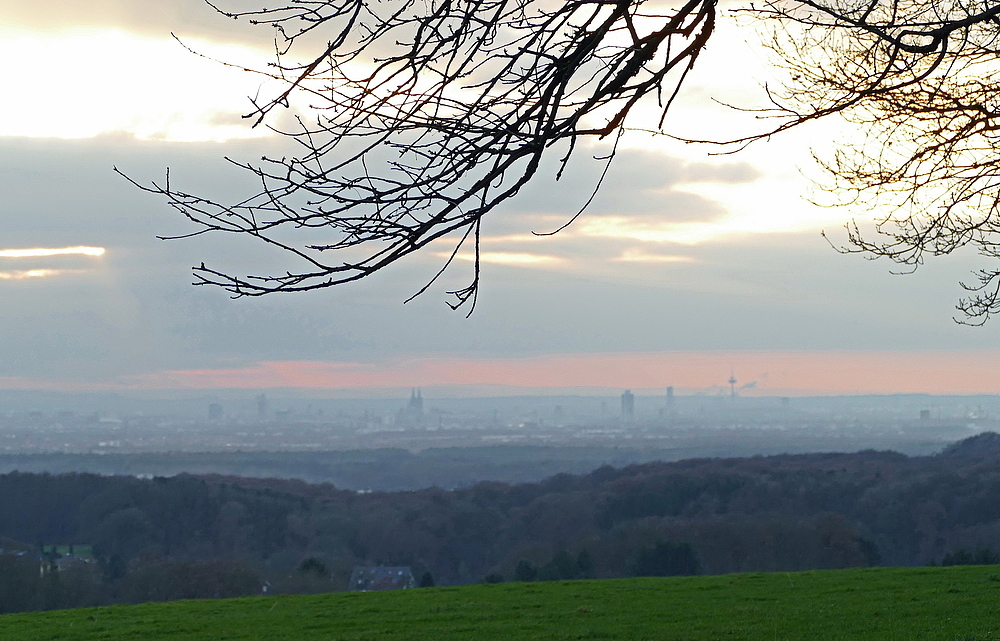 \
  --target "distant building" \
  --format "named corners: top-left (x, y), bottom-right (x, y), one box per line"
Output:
top-left (663, 386), bottom-right (676, 422)
top-left (208, 403), bottom-right (224, 422)
top-left (409, 388), bottom-right (423, 417)
top-left (621, 390), bottom-right (635, 420)
top-left (348, 566), bottom-right (415, 591)
top-left (398, 388), bottom-right (424, 424)
top-left (256, 393), bottom-right (270, 420)
top-left (40, 544), bottom-right (95, 575)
